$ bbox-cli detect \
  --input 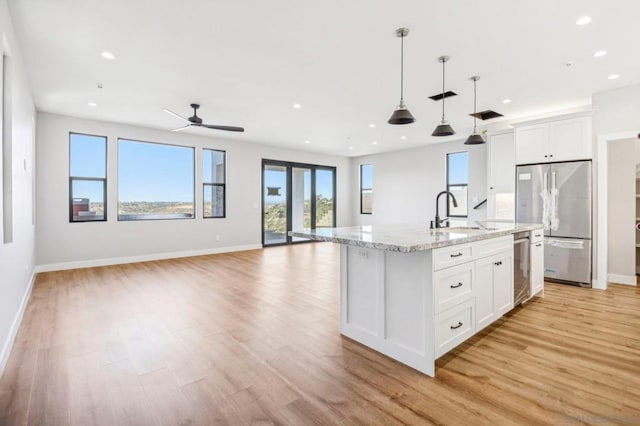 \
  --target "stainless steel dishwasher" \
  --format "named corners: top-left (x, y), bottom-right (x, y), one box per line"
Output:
top-left (513, 231), bottom-right (530, 305)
